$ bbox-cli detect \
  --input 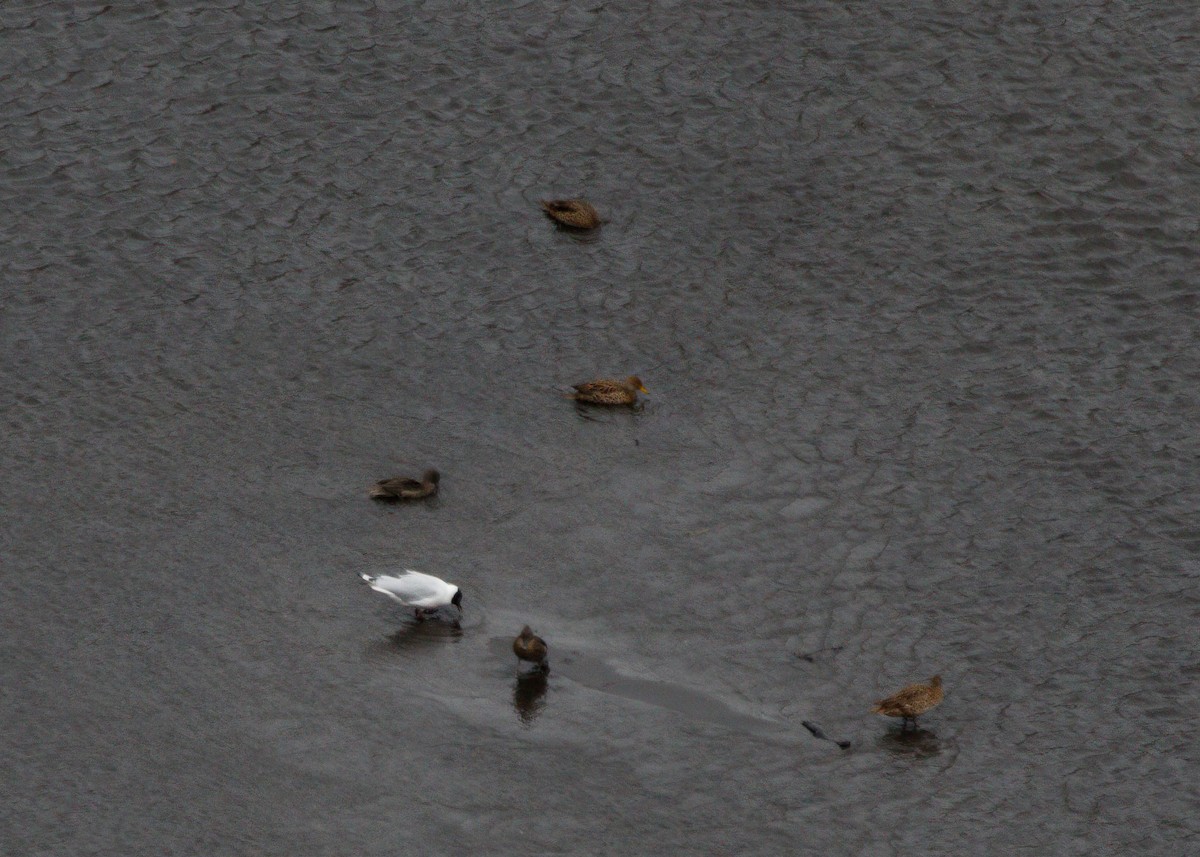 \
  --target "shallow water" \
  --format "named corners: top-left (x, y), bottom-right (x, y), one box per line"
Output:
top-left (3, 1), bottom-right (1199, 854)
